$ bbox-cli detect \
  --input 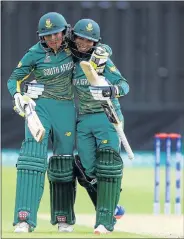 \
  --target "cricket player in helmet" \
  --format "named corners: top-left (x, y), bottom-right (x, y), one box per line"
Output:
top-left (70, 19), bottom-right (129, 234)
top-left (7, 12), bottom-right (76, 233)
